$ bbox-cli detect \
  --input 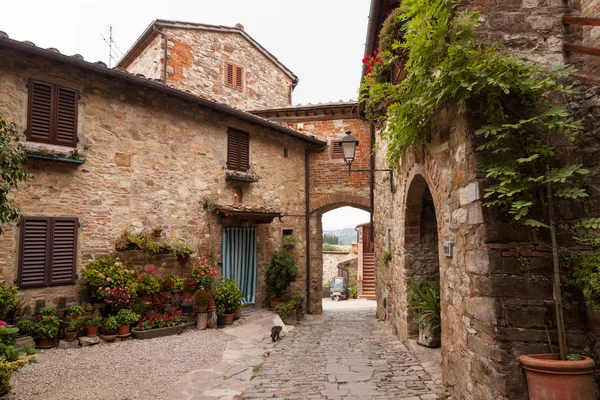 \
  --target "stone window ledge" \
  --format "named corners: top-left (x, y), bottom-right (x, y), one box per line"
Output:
top-left (23, 143), bottom-right (86, 165)
top-left (225, 171), bottom-right (258, 183)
